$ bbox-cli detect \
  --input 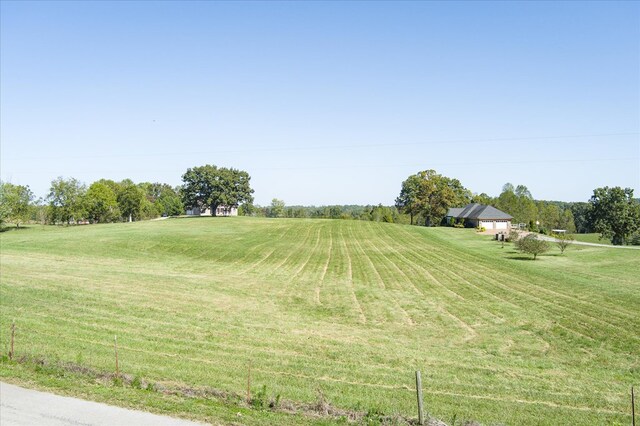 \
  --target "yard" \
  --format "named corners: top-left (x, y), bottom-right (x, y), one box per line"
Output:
top-left (1, 218), bottom-right (638, 425)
